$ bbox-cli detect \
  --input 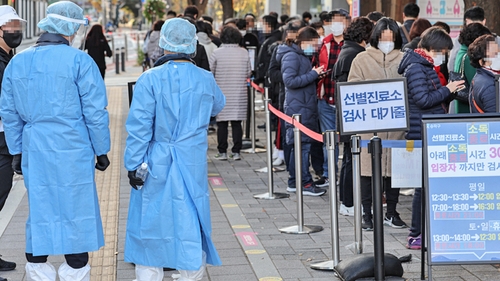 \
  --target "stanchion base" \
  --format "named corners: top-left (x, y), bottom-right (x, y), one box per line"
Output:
top-left (356, 277), bottom-right (405, 281)
top-left (310, 260), bottom-right (334, 271)
top-left (279, 225), bottom-right (323, 234)
top-left (254, 167), bottom-right (286, 173)
top-left (241, 148), bottom-right (267, 154)
top-left (253, 192), bottom-right (290, 200)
